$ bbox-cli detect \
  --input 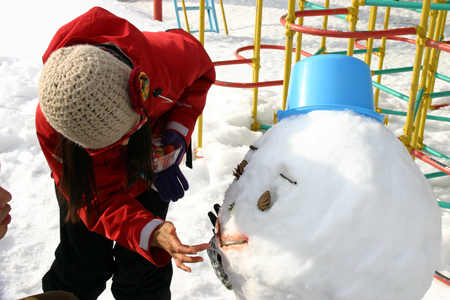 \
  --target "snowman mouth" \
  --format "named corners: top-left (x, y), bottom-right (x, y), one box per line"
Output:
top-left (219, 236), bottom-right (249, 248)
top-left (216, 221), bottom-right (248, 249)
